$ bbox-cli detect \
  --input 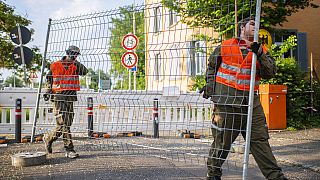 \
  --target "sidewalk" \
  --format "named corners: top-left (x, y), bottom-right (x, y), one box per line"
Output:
top-left (269, 128), bottom-right (320, 173)
top-left (0, 129), bottom-right (319, 180)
